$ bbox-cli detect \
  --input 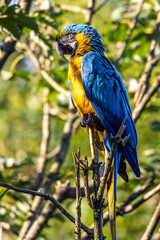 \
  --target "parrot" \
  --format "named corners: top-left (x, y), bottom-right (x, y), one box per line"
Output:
top-left (56, 24), bottom-right (140, 240)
